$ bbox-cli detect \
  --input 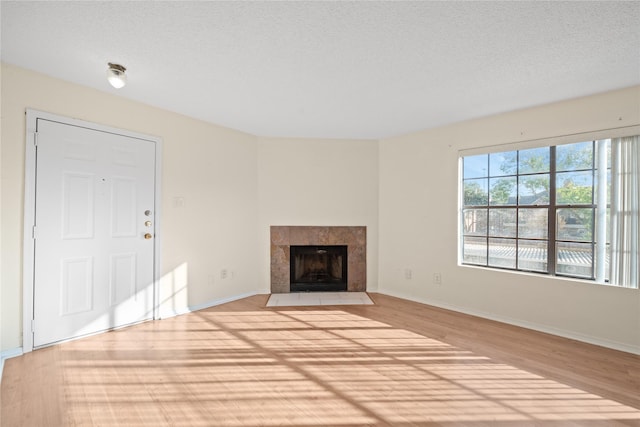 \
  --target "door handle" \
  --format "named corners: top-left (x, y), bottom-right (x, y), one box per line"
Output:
top-left (144, 233), bottom-right (153, 240)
